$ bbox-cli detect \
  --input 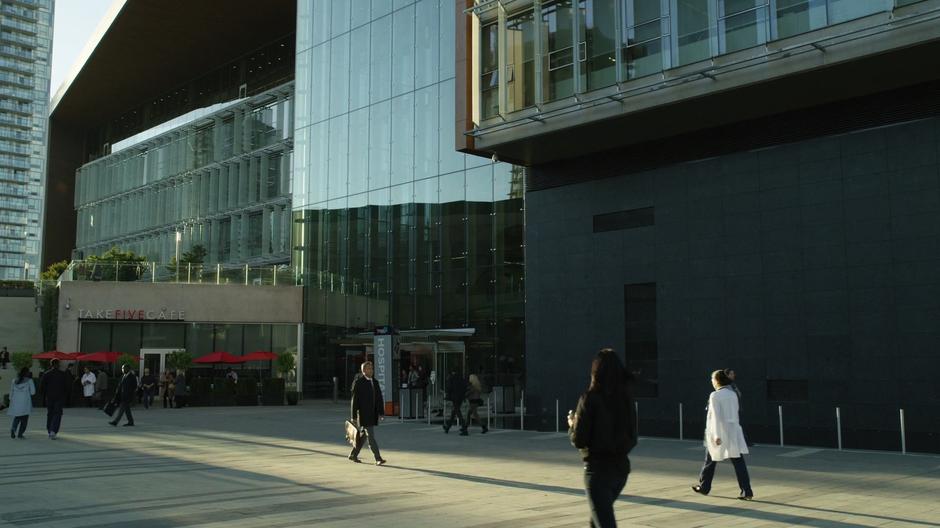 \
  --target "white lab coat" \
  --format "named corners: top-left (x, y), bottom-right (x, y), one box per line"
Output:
top-left (704, 386), bottom-right (748, 461)
top-left (81, 372), bottom-right (97, 397)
